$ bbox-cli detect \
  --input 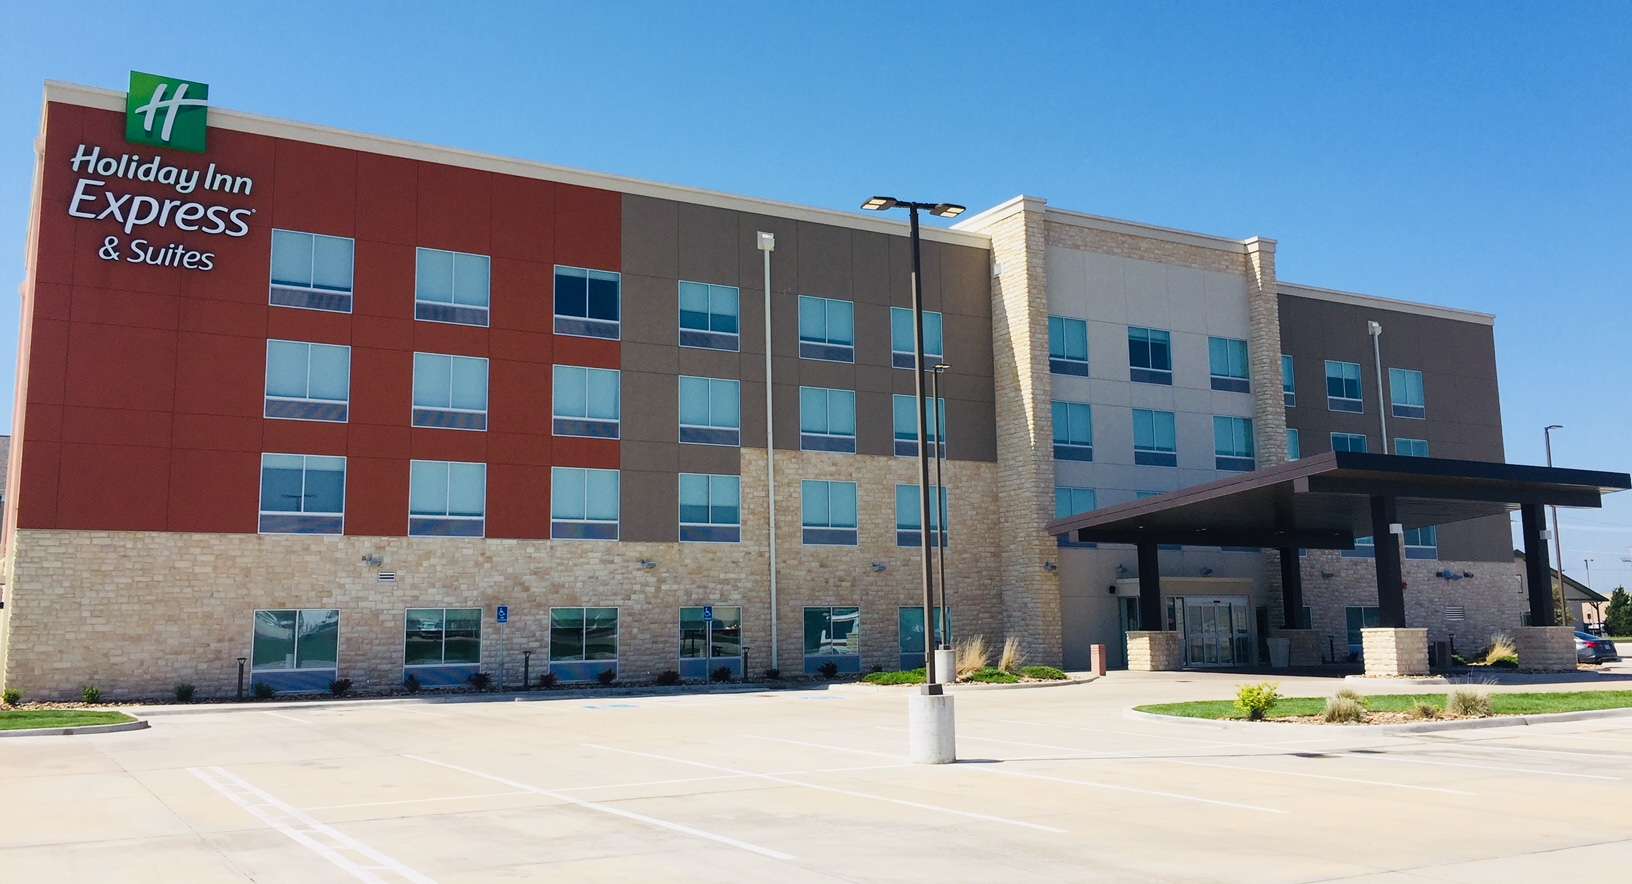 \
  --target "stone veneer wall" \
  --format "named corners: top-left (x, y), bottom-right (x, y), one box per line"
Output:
top-left (980, 199), bottom-right (1063, 664)
top-left (0, 448), bottom-right (1002, 700)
